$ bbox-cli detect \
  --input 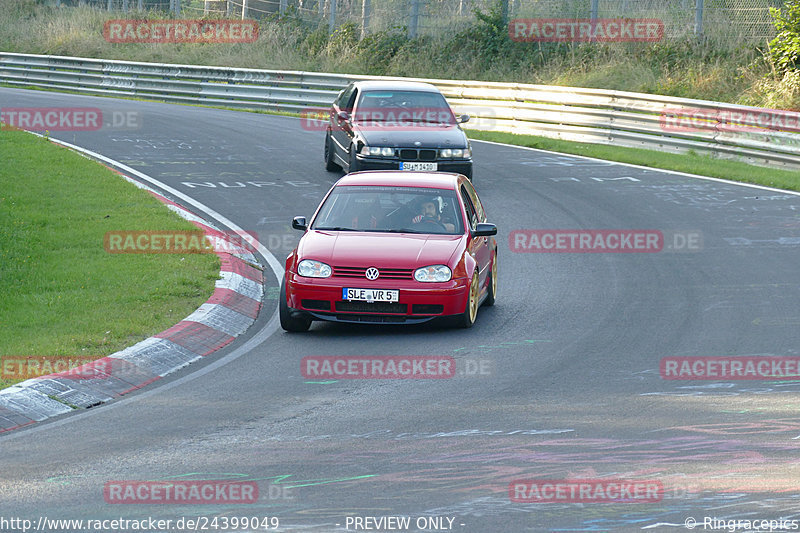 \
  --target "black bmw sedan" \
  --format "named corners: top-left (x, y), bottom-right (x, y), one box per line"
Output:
top-left (323, 80), bottom-right (474, 180)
